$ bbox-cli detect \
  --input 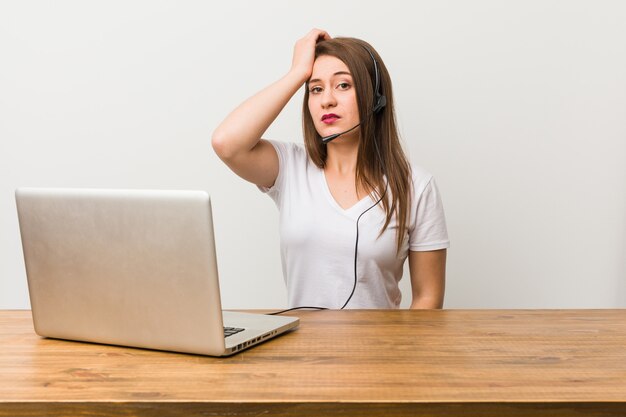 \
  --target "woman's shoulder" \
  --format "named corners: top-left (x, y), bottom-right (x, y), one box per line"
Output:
top-left (265, 139), bottom-right (307, 160)
top-left (265, 140), bottom-right (314, 178)
top-left (408, 163), bottom-right (434, 196)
